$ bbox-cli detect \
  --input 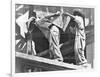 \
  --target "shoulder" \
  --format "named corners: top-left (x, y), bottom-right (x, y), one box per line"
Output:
top-left (75, 16), bottom-right (83, 20)
top-left (75, 16), bottom-right (84, 23)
